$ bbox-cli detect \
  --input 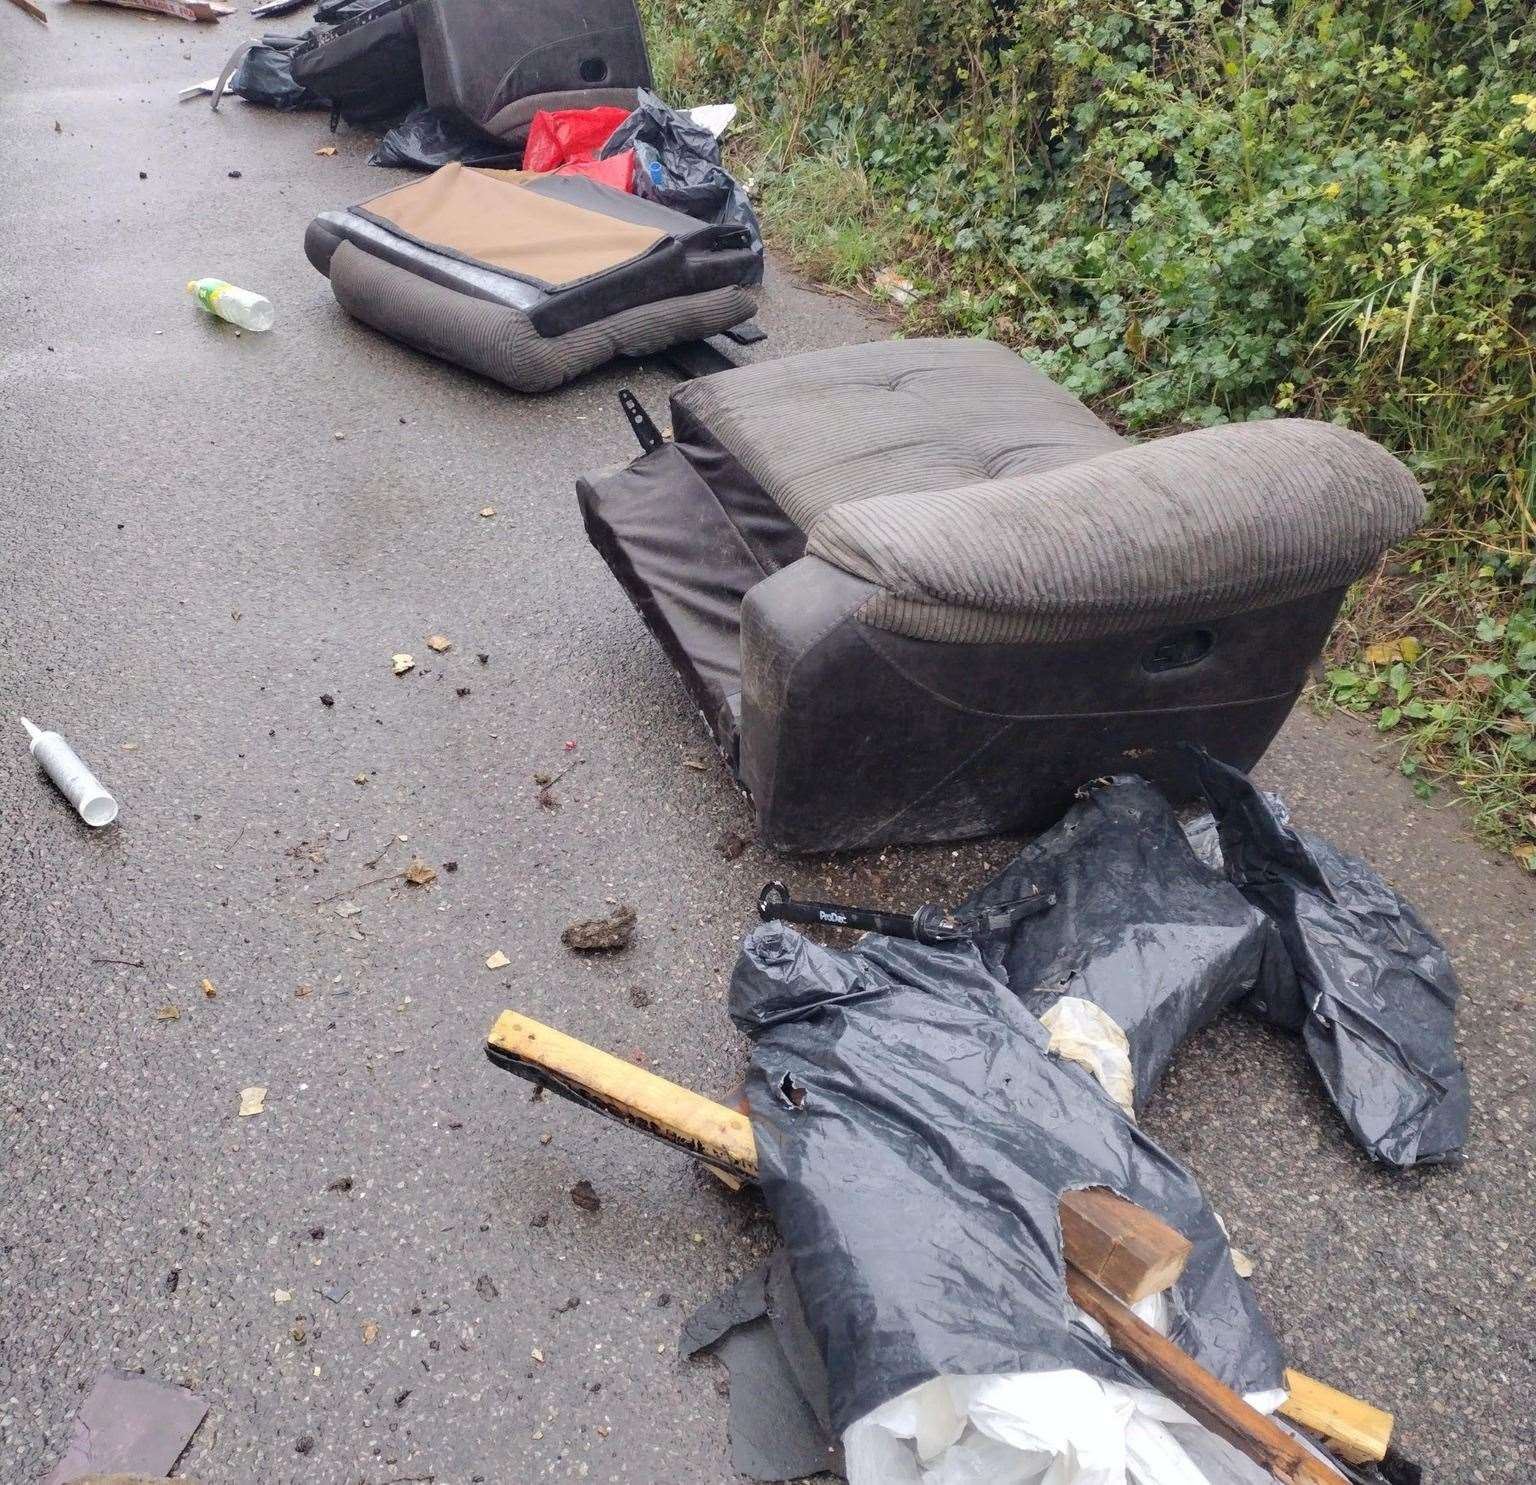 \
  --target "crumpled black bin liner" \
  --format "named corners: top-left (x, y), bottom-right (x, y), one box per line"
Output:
top-left (599, 90), bottom-right (763, 281)
top-left (1193, 753), bottom-right (1469, 1168)
top-left (966, 756), bottom-right (1468, 1168)
top-left (730, 919), bottom-right (1287, 1439)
